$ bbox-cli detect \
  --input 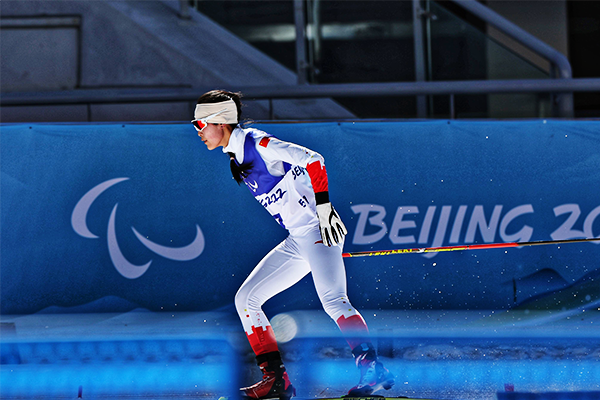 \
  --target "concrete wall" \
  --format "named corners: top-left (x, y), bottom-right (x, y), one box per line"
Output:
top-left (0, 0), bottom-right (353, 122)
